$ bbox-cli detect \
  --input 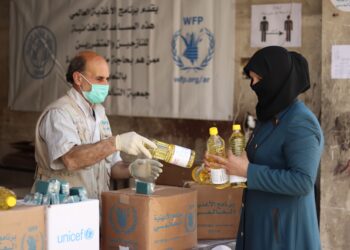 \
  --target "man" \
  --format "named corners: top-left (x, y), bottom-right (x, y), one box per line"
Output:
top-left (260, 16), bottom-right (268, 42)
top-left (284, 15), bottom-right (293, 42)
top-left (33, 51), bottom-right (162, 199)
